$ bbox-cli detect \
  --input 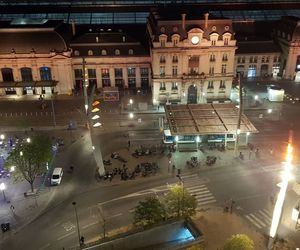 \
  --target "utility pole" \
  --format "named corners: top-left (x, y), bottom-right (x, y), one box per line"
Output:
top-left (82, 57), bottom-right (89, 115)
top-left (234, 73), bottom-right (243, 156)
top-left (51, 94), bottom-right (56, 127)
top-left (72, 202), bottom-right (81, 248)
